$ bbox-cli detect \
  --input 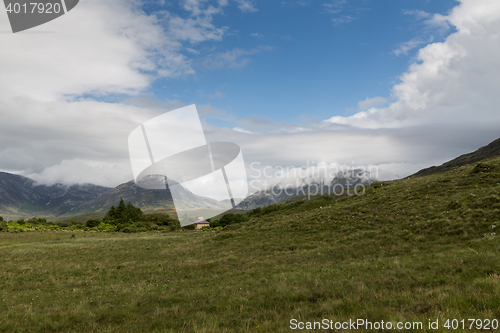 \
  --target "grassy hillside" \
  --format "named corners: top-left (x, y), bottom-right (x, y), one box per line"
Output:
top-left (1, 157), bottom-right (500, 332)
top-left (411, 137), bottom-right (500, 177)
